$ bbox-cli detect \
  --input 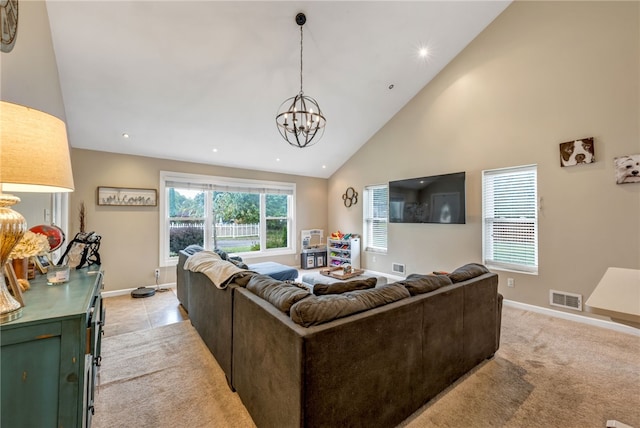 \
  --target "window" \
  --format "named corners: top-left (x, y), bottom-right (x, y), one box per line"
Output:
top-left (363, 184), bottom-right (388, 252)
top-left (482, 165), bottom-right (538, 274)
top-left (160, 171), bottom-right (295, 266)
